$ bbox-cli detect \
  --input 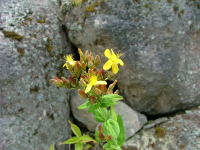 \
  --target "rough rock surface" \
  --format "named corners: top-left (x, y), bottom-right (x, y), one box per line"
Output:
top-left (71, 94), bottom-right (147, 139)
top-left (70, 93), bottom-right (98, 131)
top-left (0, 0), bottom-right (72, 150)
top-left (63, 0), bottom-right (200, 115)
top-left (124, 107), bottom-right (200, 150)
